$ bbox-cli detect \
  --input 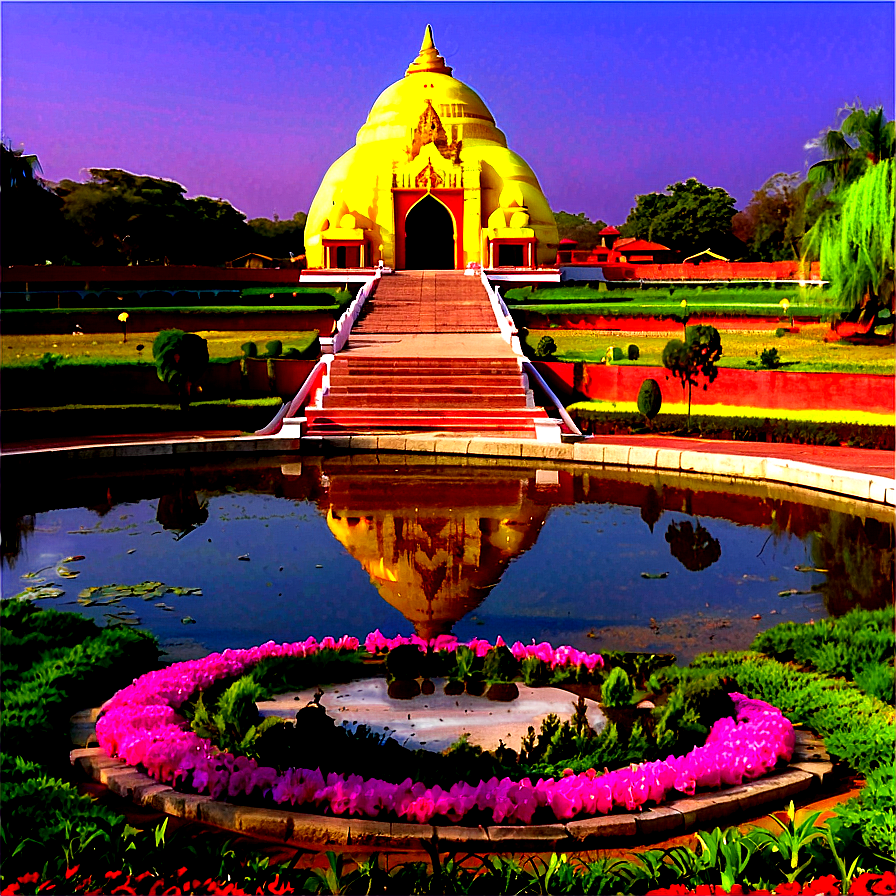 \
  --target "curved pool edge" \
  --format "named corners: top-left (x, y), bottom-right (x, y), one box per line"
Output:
top-left (70, 734), bottom-right (833, 851)
top-left (4, 432), bottom-right (894, 508)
